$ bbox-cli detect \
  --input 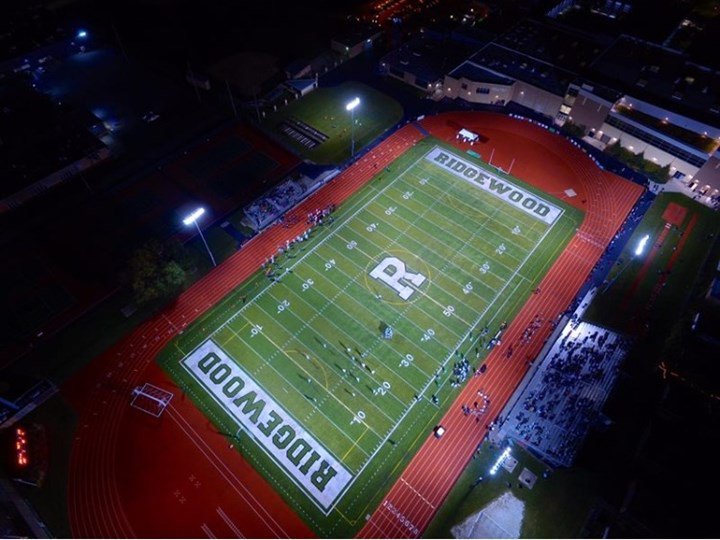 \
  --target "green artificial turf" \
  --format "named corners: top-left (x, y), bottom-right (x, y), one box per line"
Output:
top-left (157, 137), bottom-right (583, 536)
